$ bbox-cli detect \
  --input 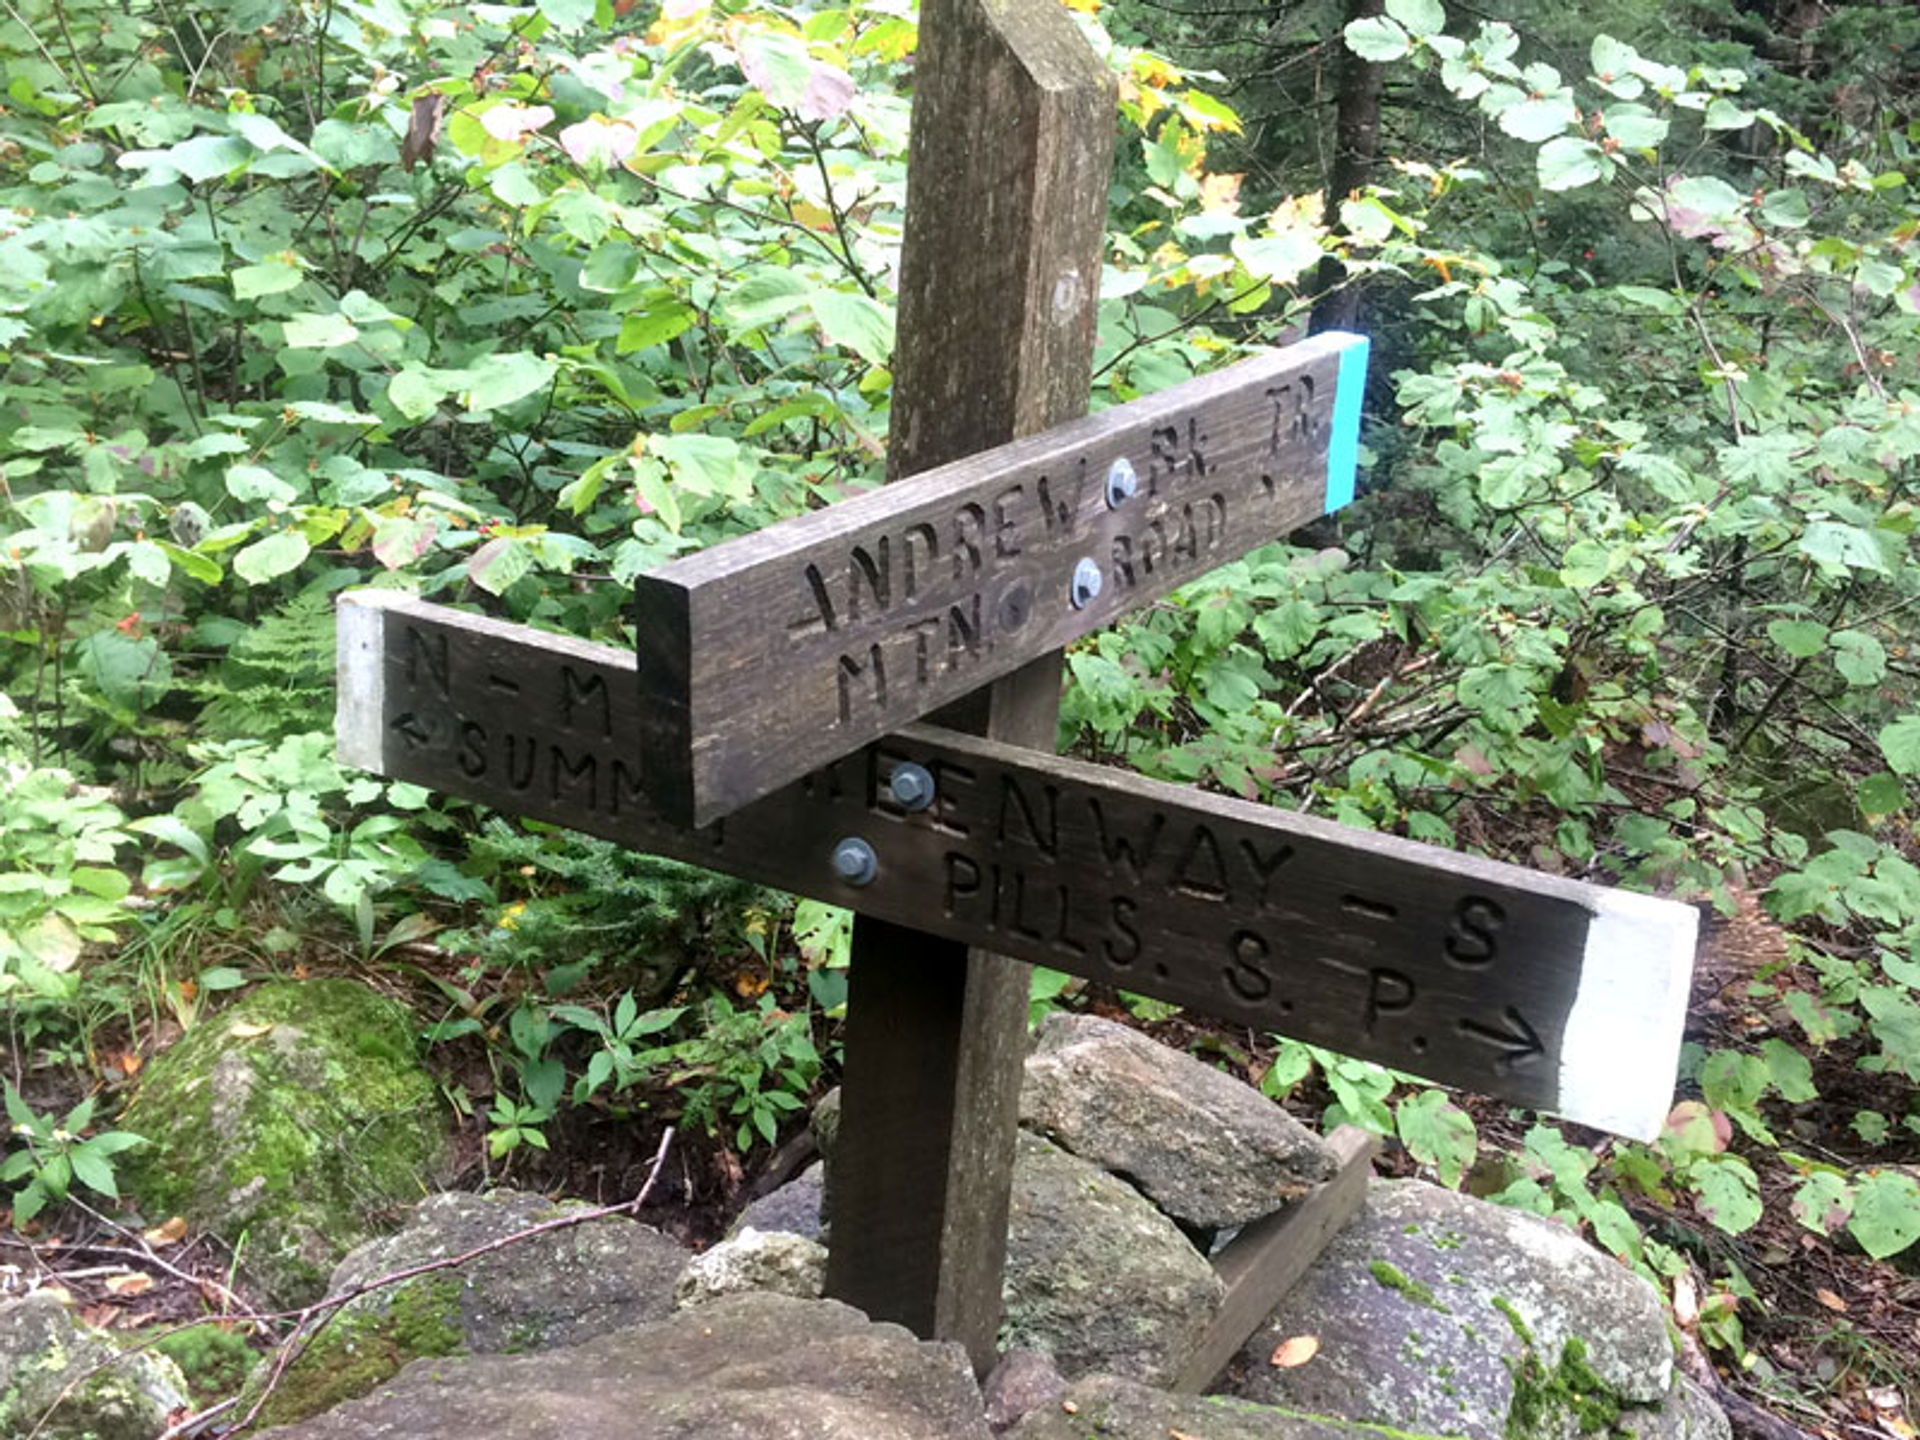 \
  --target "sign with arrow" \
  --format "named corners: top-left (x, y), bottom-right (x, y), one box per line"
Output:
top-left (339, 589), bottom-right (1697, 1141)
